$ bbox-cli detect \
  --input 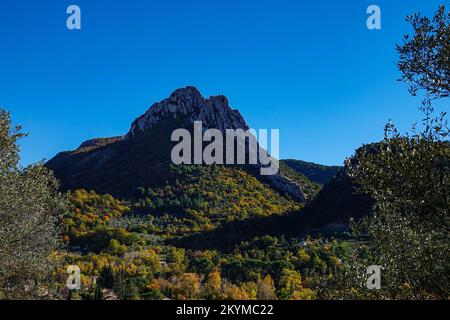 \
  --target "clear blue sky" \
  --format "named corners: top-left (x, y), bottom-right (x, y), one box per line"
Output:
top-left (0, 0), bottom-right (446, 166)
